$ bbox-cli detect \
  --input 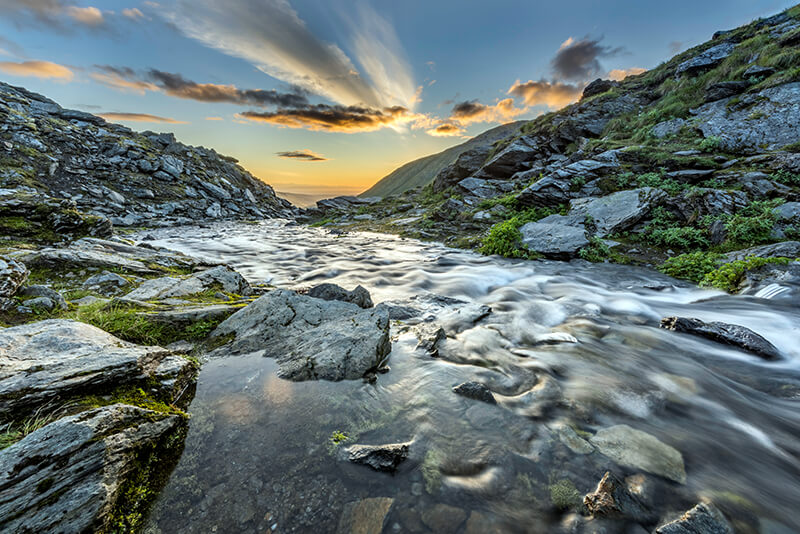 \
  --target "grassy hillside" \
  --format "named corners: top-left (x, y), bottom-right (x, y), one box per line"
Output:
top-left (360, 121), bottom-right (526, 198)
